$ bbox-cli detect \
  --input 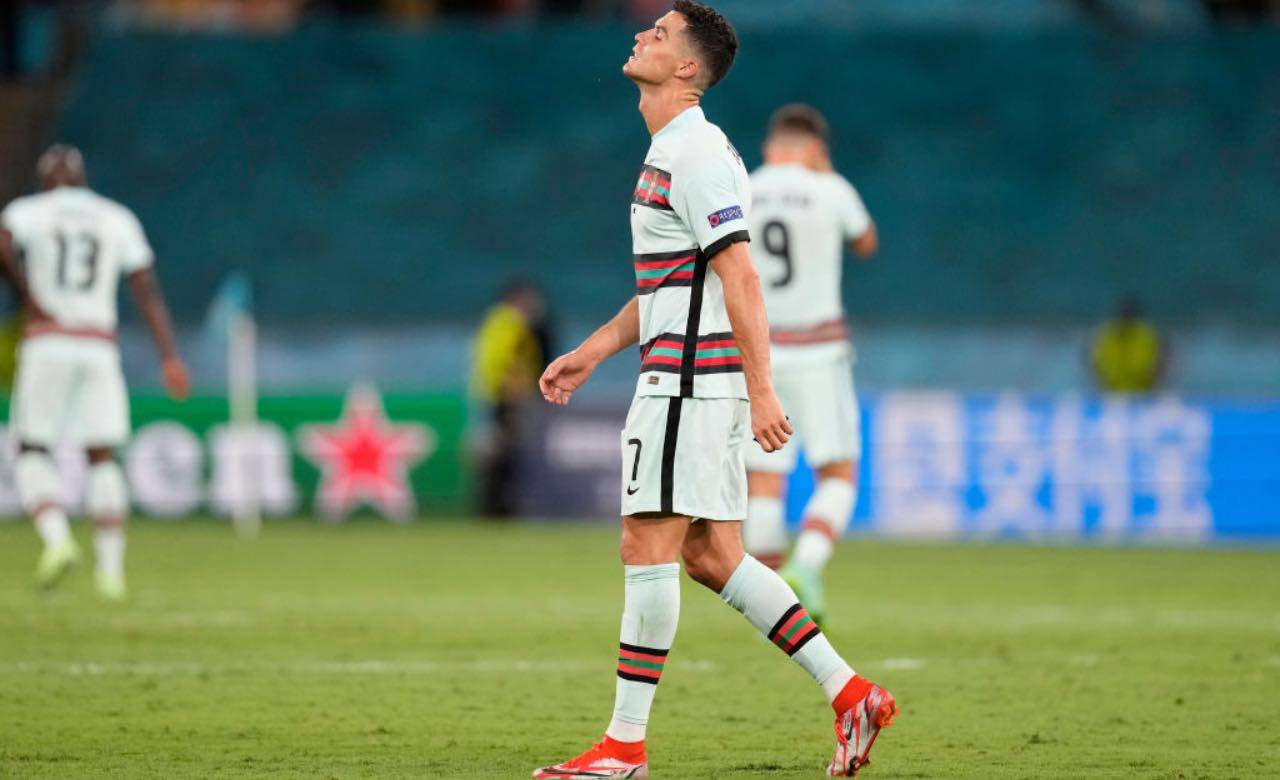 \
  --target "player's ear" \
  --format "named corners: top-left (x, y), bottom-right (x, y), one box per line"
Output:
top-left (675, 56), bottom-right (699, 84)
